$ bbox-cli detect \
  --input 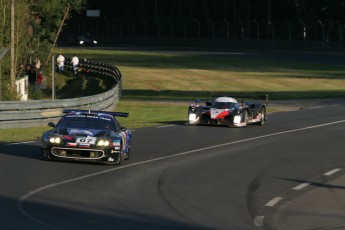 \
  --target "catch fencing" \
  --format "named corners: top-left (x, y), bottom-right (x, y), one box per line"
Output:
top-left (0, 60), bottom-right (122, 129)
